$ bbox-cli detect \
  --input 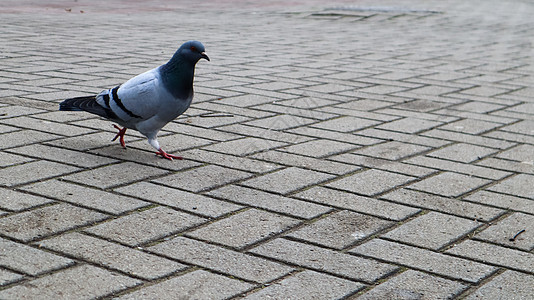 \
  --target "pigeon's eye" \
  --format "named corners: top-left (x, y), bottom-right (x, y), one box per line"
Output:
top-left (190, 46), bottom-right (197, 52)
